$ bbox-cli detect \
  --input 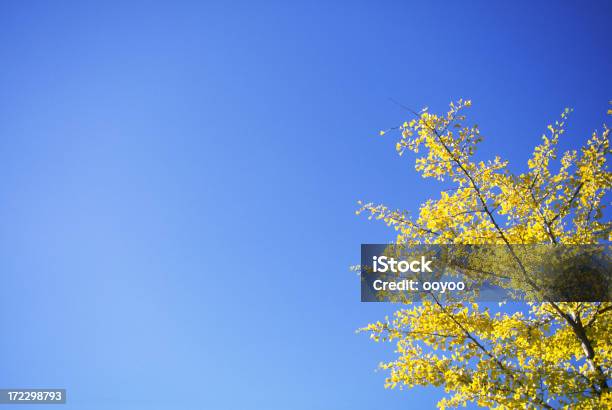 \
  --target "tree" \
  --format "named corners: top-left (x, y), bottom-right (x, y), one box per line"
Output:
top-left (357, 100), bottom-right (611, 409)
